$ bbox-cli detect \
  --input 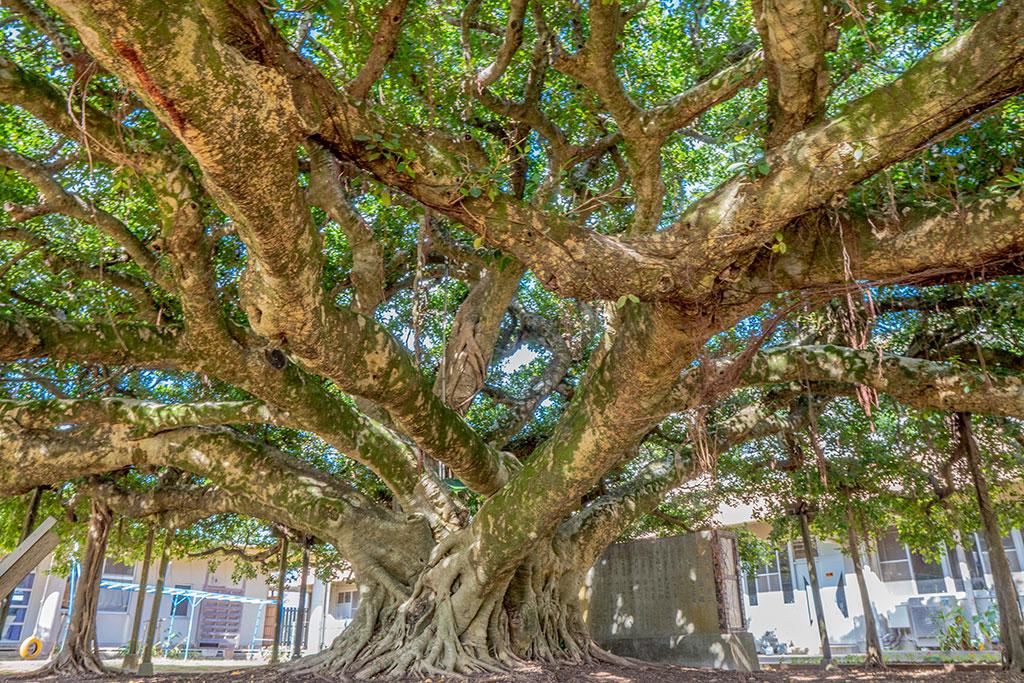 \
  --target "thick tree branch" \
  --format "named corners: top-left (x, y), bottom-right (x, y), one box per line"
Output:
top-left (434, 264), bottom-right (524, 413)
top-left (752, 0), bottom-right (830, 147)
top-left (47, 0), bottom-right (513, 495)
top-left (76, 478), bottom-right (237, 529)
top-left (0, 422), bottom-right (434, 585)
top-left (739, 344), bottom-right (1024, 418)
top-left (466, 0), bottom-right (528, 90)
top-left (746, 190), bottom-right (1024, 296)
